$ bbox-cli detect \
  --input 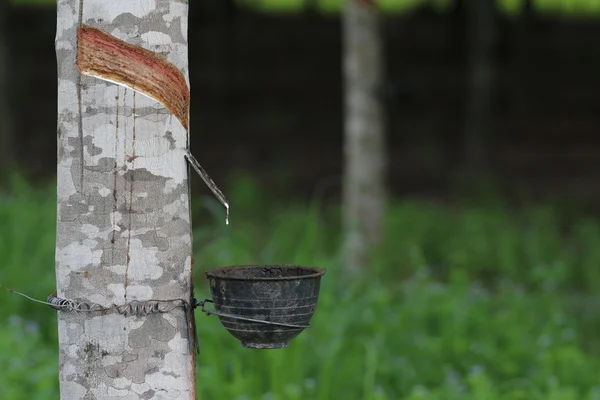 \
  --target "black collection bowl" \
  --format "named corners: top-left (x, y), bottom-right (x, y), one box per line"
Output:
top-left (204, 265), bottom-right (326, 349)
